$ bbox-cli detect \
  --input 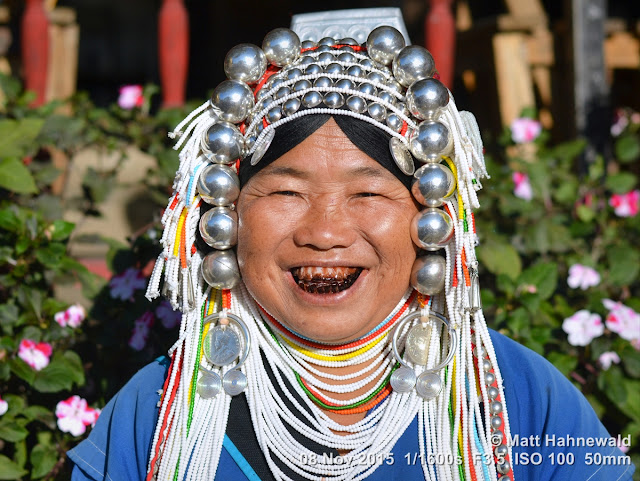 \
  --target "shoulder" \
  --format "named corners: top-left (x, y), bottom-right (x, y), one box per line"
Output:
top-left (67, 357), bottom-right (170, 481)
top-left (488, 330), bottom-right (635, 481)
